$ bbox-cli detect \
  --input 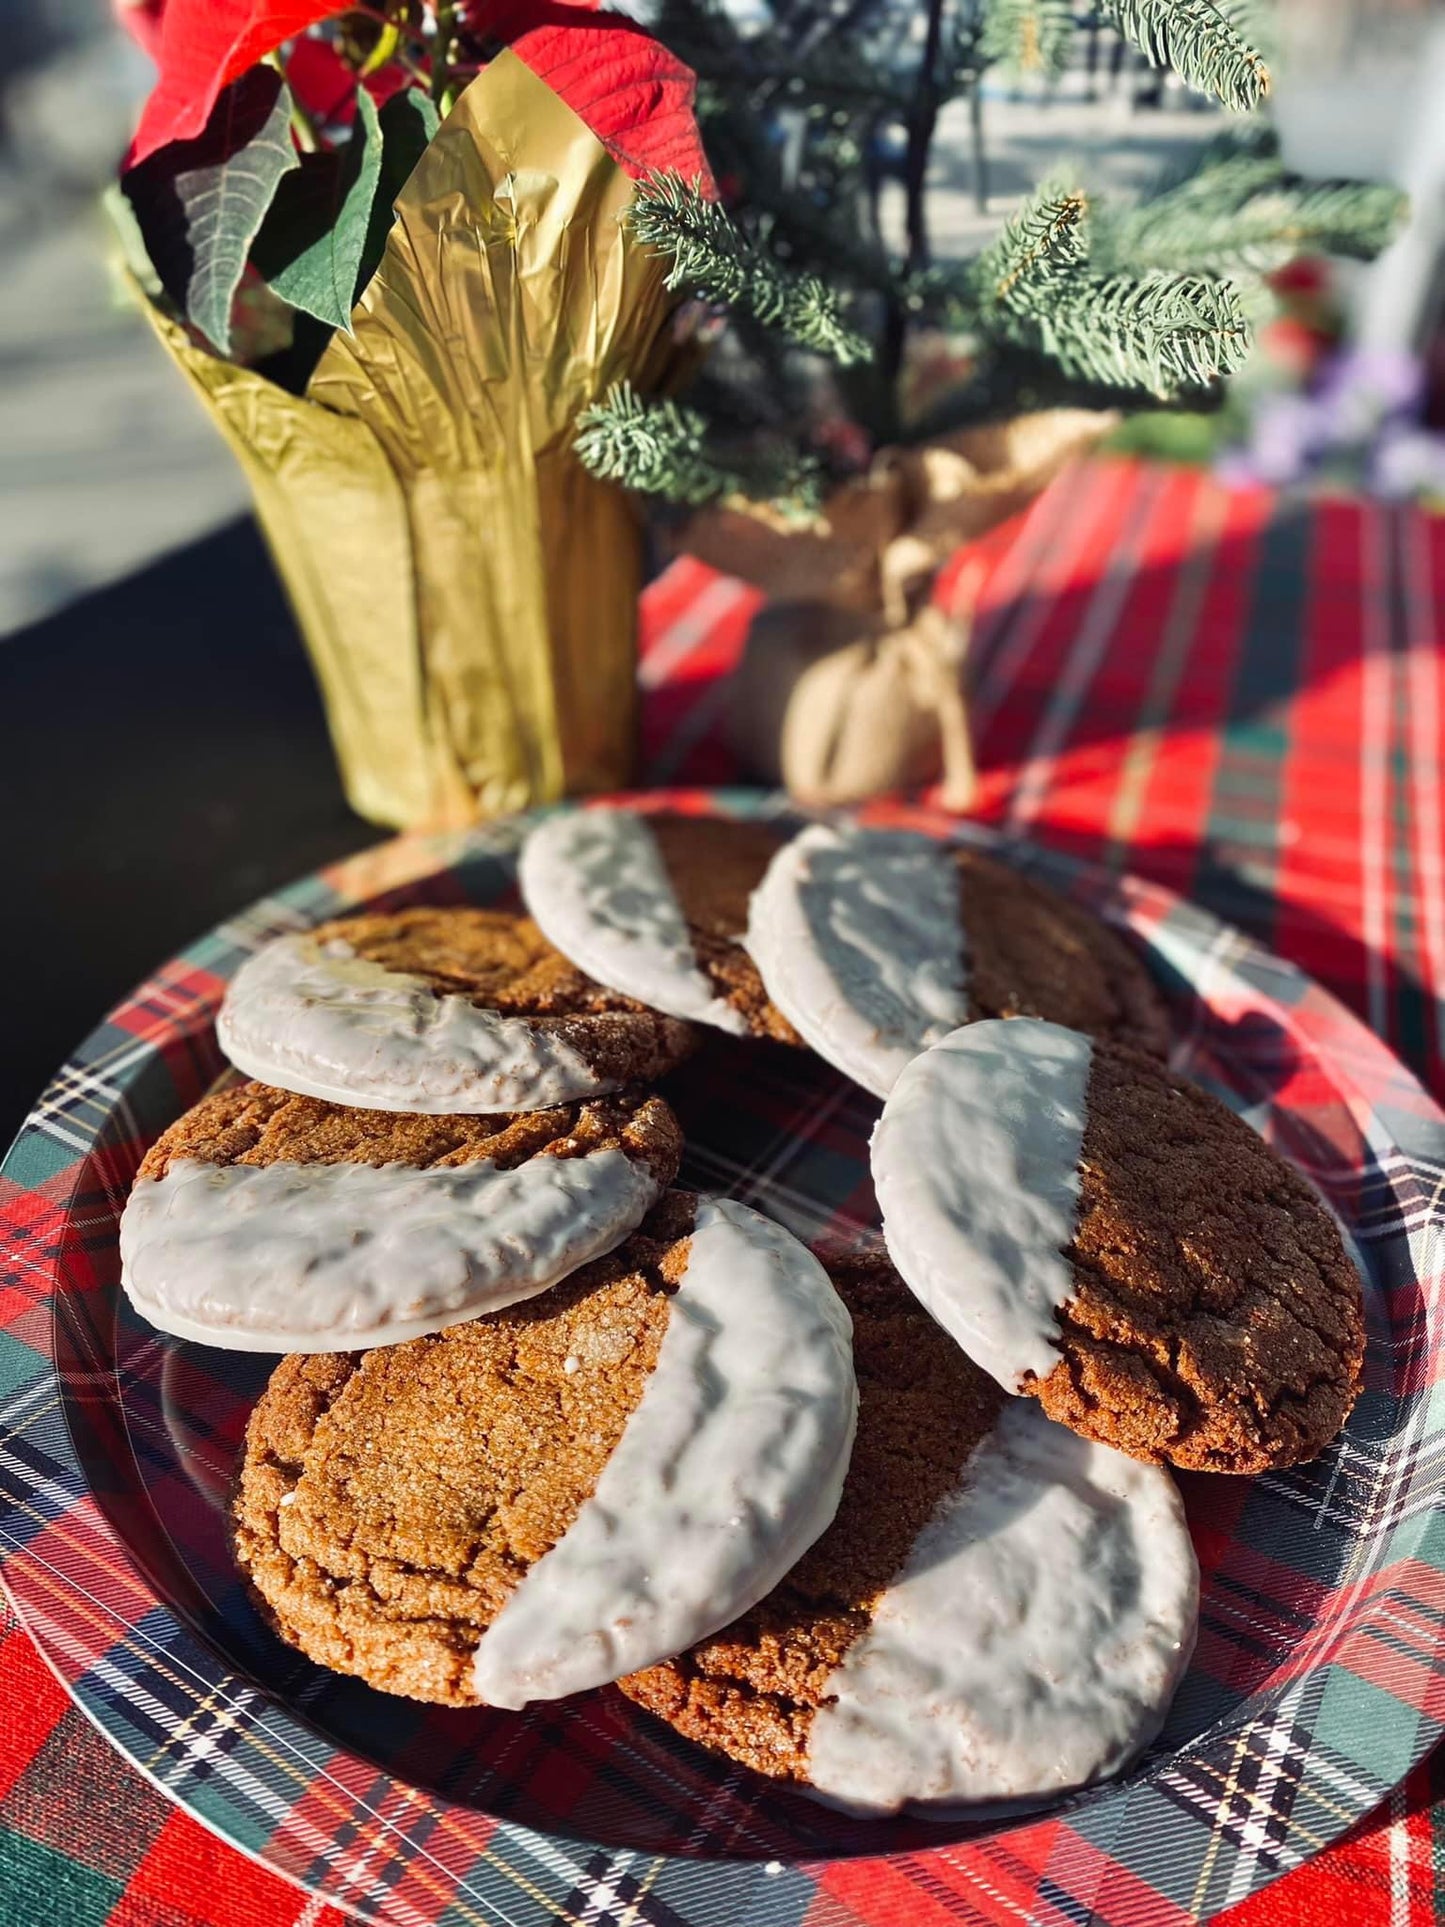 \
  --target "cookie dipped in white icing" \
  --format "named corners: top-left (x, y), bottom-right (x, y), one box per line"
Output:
top-left (217, 906), bottom-right (696, 1115)
top-left (875, 1016), bottom-right (1367, 1477)
top-left (519, 810), bottom-right (749, 1034)
top-left (806, 1401), bottom-right (1196, 1813)
top-left (231, 1192), bottom-right (858, 1709)
top-left (745, 824), bottom-right (971, 1097)
top-left (871, 1017), bottom-right (1091, 1391)
top-left (617, 1248), bottom-right (1196, 1815)
top-left (471, 1196), bottom-right (858, 1706)
top-left (519, 809), bottom-right (801, 1043)
top-left (746, 823), bottom-right (1175, 1098)
top-left (120, 1081), bottom-right (682, 1351)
